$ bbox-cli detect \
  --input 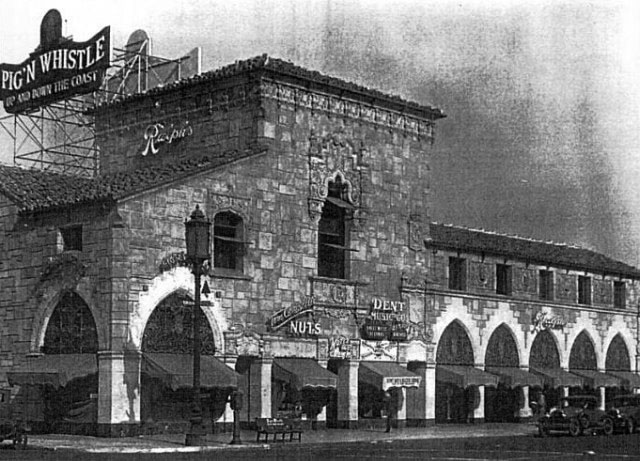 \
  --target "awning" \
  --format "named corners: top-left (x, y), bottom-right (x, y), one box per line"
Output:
top-left (6, 354), bottom-right (98, 388)
top-left (529, 367), bottom-right (584, 388)
top-left (359, 361), bottom-right (421, 391)
top-left (272, 358), bottom-right (337, 389)
top-left (608, 371), bottom-right (640, 388)
top-left (436, 365), bottom-right (499, 388)
top-left (142, 353), bottom-right (238, 391)
top-left (485, 366), bottom-right (544, 388)
top-left (570, 369), bottom-right (625, 388)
